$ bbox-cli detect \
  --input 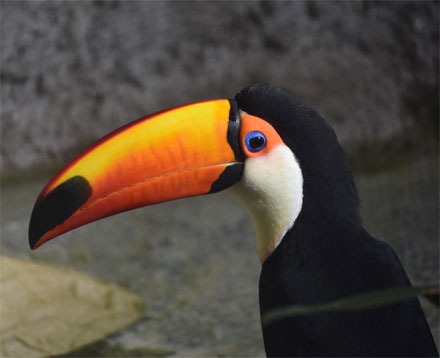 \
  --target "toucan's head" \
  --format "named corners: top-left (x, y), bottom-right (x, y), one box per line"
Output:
top-left (29, 84), bottom-right (358, 262)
